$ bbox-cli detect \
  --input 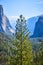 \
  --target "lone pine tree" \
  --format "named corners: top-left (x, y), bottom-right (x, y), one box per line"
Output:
top-left (14, 15), bottom-right (33, 65)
